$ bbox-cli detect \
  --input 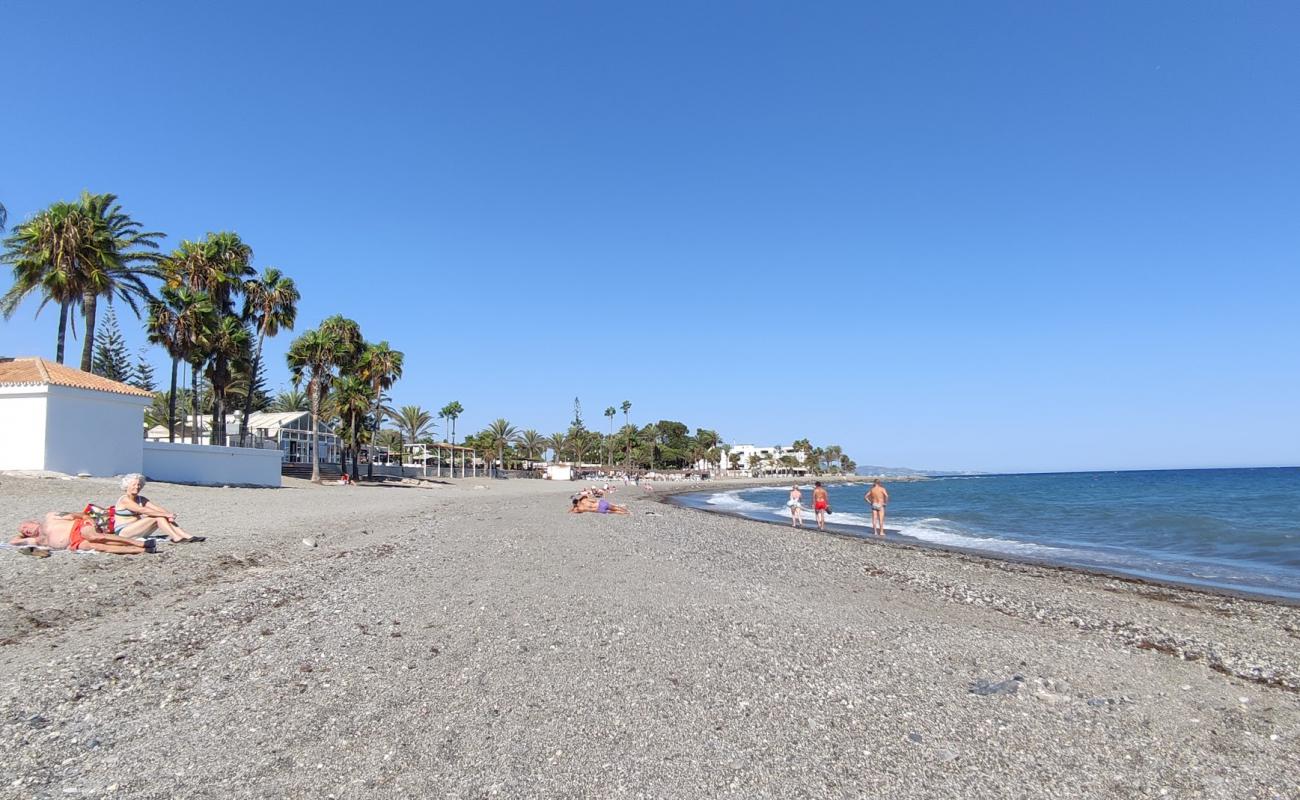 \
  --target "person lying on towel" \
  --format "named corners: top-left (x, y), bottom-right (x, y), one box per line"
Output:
top-left (11, 512), bottom-right (158, 556)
